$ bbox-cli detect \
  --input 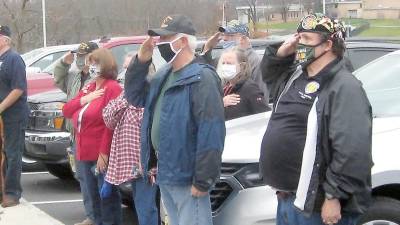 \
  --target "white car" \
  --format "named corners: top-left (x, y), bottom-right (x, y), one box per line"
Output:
top-left (22, 44), bottom-right (79, 73)
top-left (213, 50), bottom-right (400, 225)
